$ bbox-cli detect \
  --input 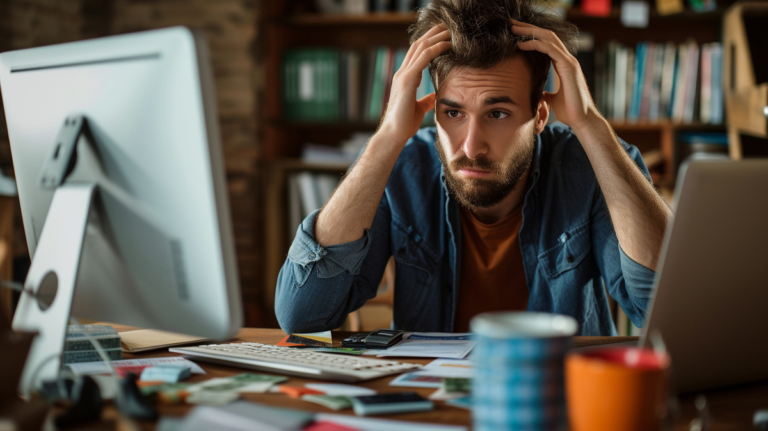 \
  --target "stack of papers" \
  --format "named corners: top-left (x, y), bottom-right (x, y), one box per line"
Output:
top-left (376, 333), bottom-right (476, 359)
top-left (390, 358), bottom-right (473, 388)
